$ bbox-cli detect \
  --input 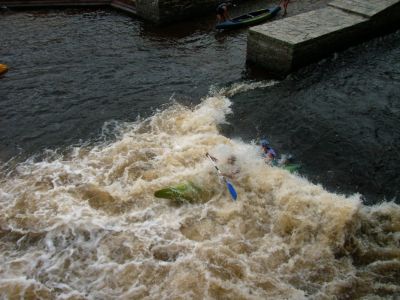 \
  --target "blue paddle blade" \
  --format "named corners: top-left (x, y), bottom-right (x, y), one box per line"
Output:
top-left (226, 181), bottom-right (238, 201)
